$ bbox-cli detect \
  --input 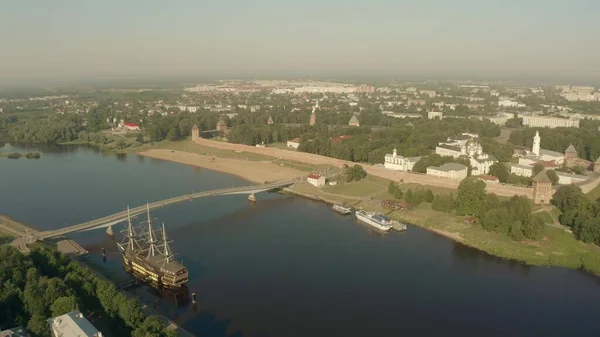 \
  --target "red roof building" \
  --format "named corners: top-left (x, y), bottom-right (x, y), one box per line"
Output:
top-left (124, 122), bottom-right (140, 130)
top-left (477, 175), bottom-right (500, 184)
